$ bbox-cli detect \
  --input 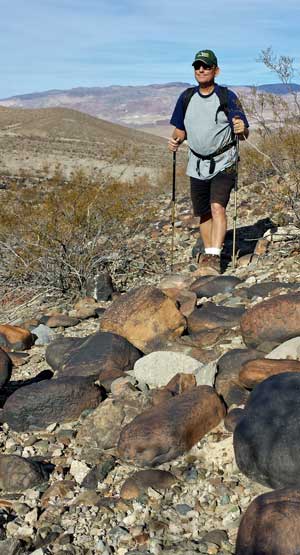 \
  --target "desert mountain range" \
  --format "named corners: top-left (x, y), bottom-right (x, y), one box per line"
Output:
top-left (1, 82), bottom-right (299, 128)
